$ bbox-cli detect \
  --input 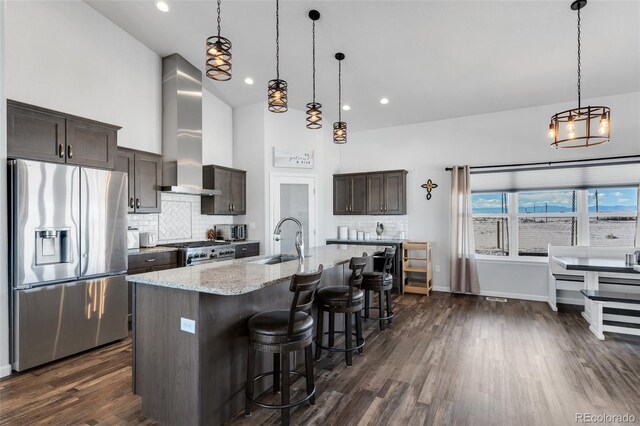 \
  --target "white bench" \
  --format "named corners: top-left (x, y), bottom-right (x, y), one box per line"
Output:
top-left (581, 290), bottom-right (640, 340)
top-left (548, 245), bottom-right (640, 312)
